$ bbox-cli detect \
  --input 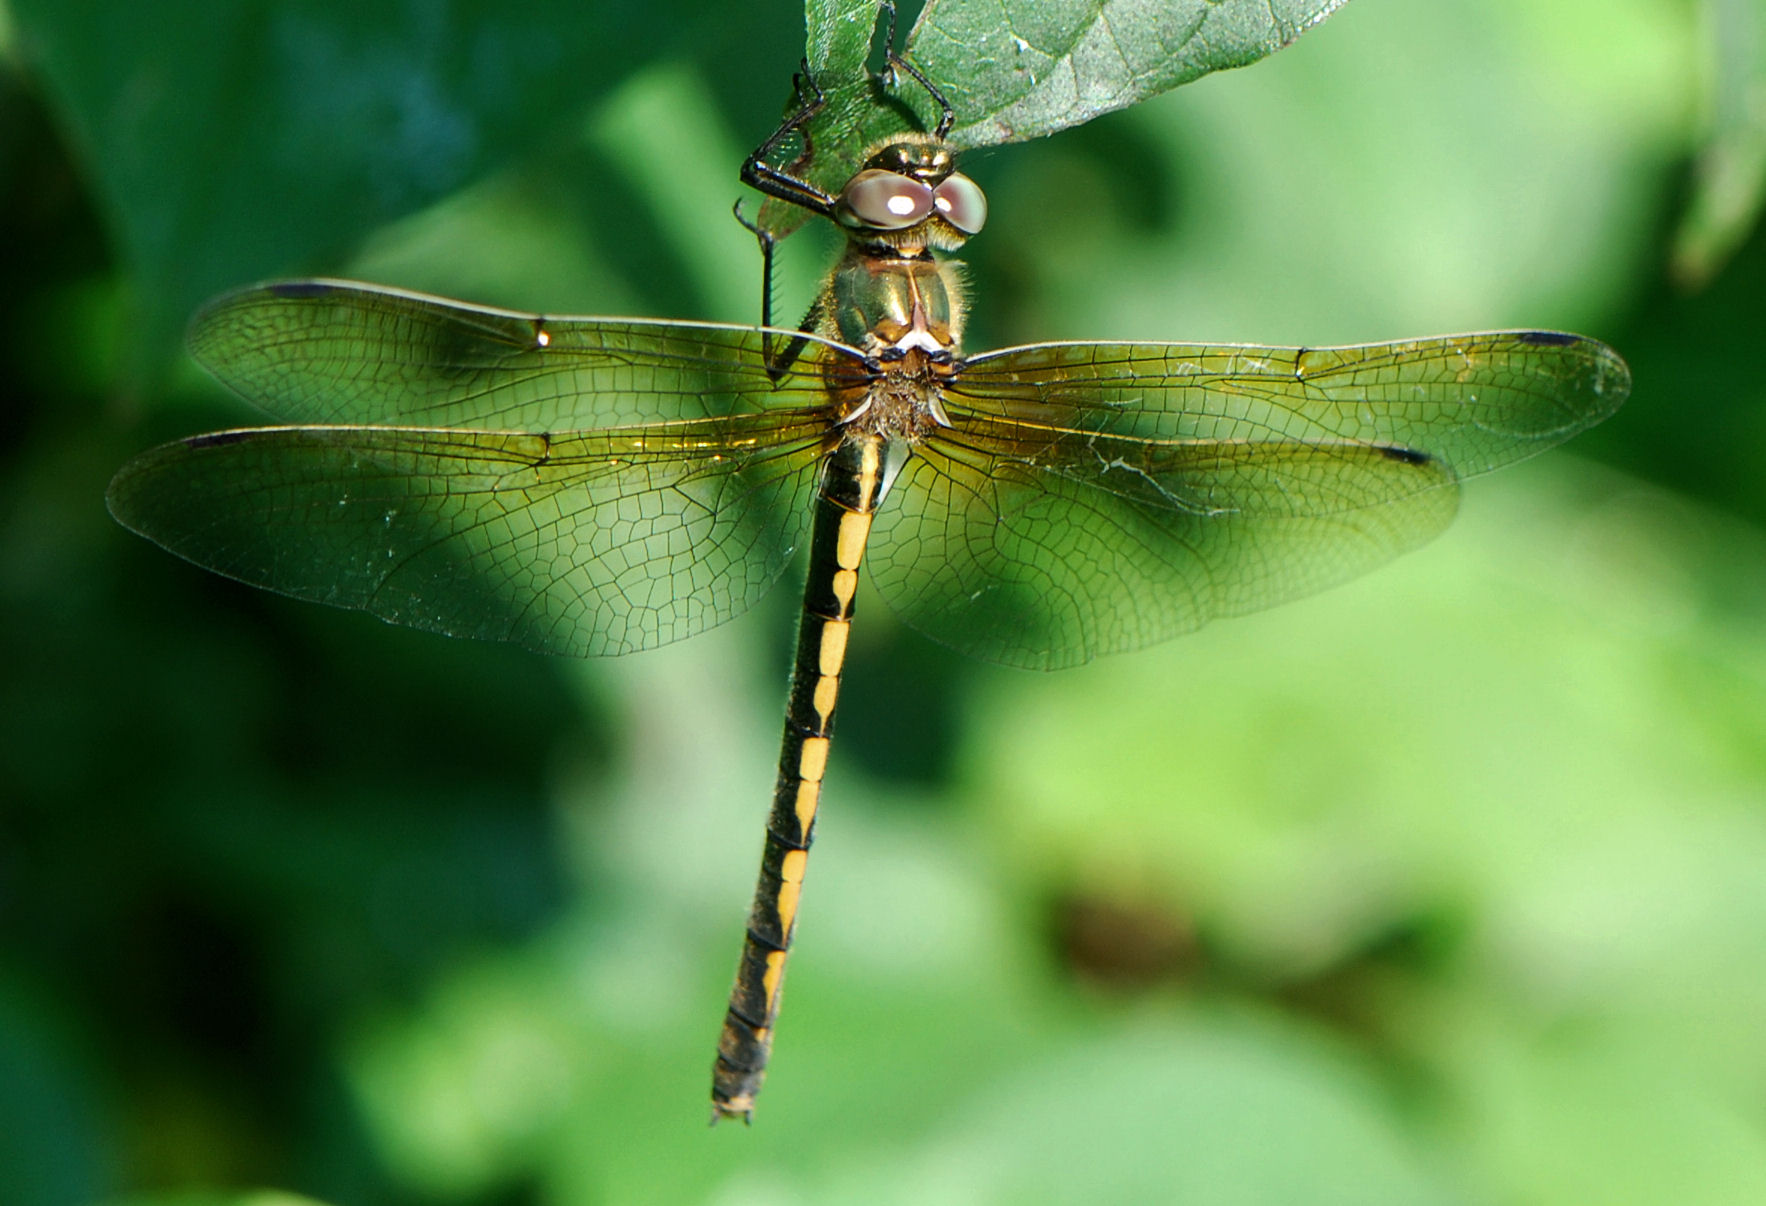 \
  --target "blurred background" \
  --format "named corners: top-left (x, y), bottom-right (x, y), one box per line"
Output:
top-left (3, 0), bottom-right (1765, 1203)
